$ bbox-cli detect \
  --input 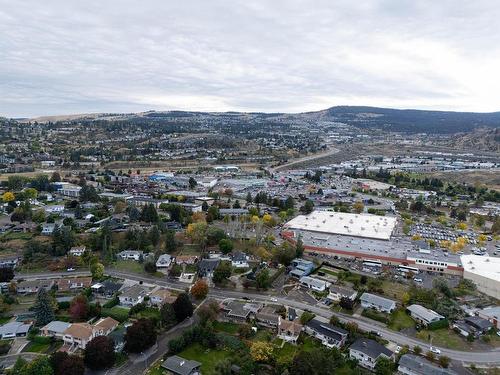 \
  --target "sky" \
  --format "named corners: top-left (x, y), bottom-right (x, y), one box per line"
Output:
top-left (1, 0), bottom-right (500, 118)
